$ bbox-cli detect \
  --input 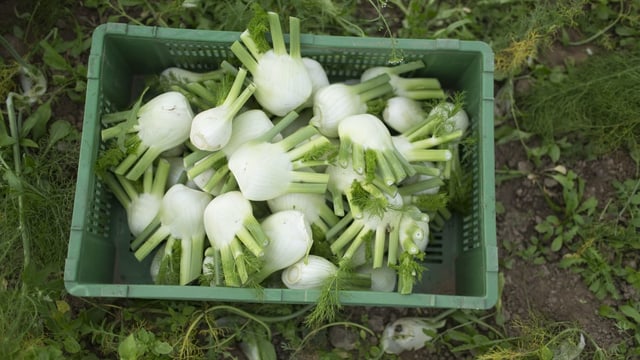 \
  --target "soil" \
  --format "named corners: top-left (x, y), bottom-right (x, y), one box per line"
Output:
top-left (494, 143), bottom-right (635, 351)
